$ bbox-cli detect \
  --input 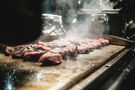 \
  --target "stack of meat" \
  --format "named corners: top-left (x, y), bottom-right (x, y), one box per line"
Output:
top-left (5, 38), bottom-right (109, 65)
